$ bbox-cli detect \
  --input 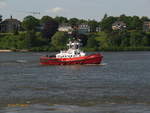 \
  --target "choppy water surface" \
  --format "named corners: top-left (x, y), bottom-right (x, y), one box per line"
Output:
top-left (0, 52), bottom-right (150, 113)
